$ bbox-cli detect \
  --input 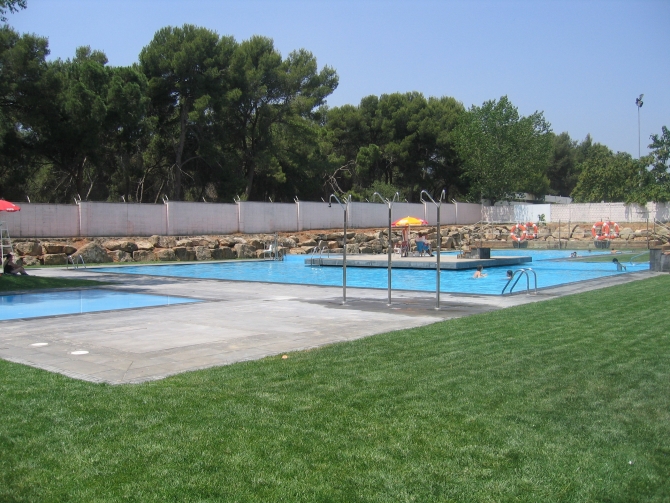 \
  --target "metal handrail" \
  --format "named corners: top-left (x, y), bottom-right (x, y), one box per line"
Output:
top-left (502, 268), bottom-right (537, 295)
top-left (66, 254), bottom-right (86, 269)
top-left (628, 251), bottom-right (649, 266)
